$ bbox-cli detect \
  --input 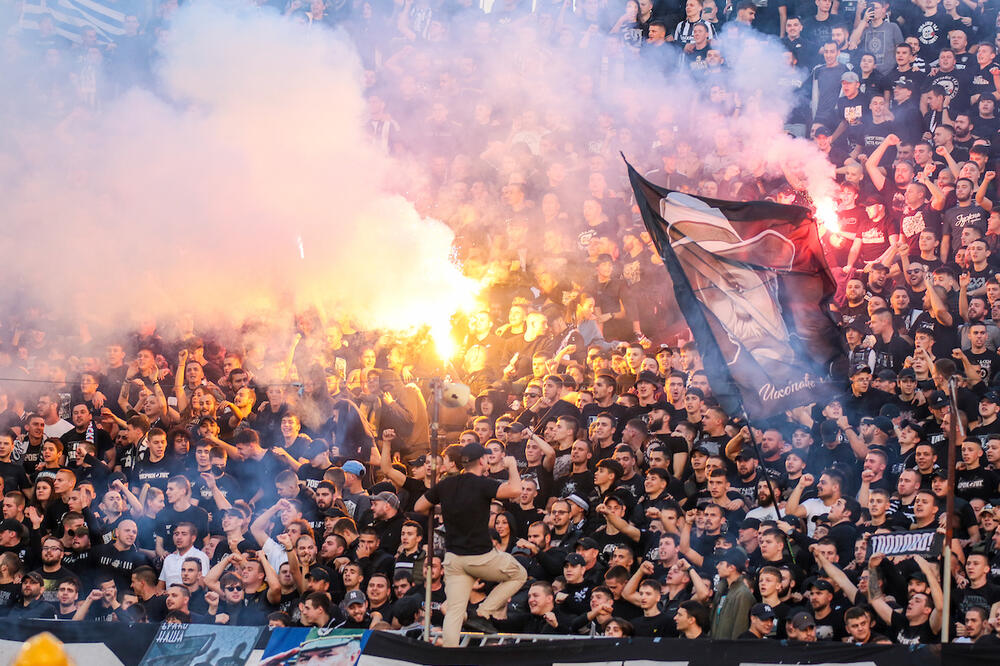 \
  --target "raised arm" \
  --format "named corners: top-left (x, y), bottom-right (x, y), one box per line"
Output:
top-left (250, 500), bottom-right (288, 547)
top-left (378, 434), bottom-right (408, 488)
top-left (621, 560), bottom-right (651, 605)
top-left (976, 171), bottom-right (995, 211)
top-left (596, 502), bottom-right (640, 541)
top-left (259, 546), bottom-right (284, 605)
top-left (811, 543), bottom-right (859, 603)
top-left (527, 429), bottom-right (557, 471)
top-left (785, 473), bottom-right (814, 518)
top-left (913, 554), bottom-right (944, 633)
top-left (865, 134), bottom-right (899, 191)
top-left (866, 553), bottom-right (895, 625)
top-left (496, 456), bottom-right (522, 500)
